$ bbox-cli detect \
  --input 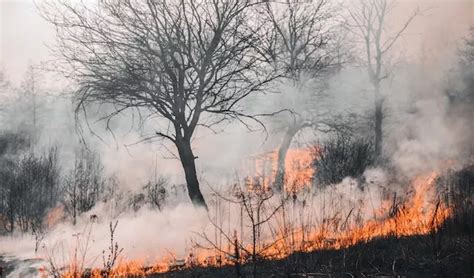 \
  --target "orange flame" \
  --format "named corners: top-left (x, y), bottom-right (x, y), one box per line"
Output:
top-left (49, 149), bottom-right (453, 277)
top-left (261, 171), bottom-right (452, 259)
top-left (245, 147), bottom-right (315, 192)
